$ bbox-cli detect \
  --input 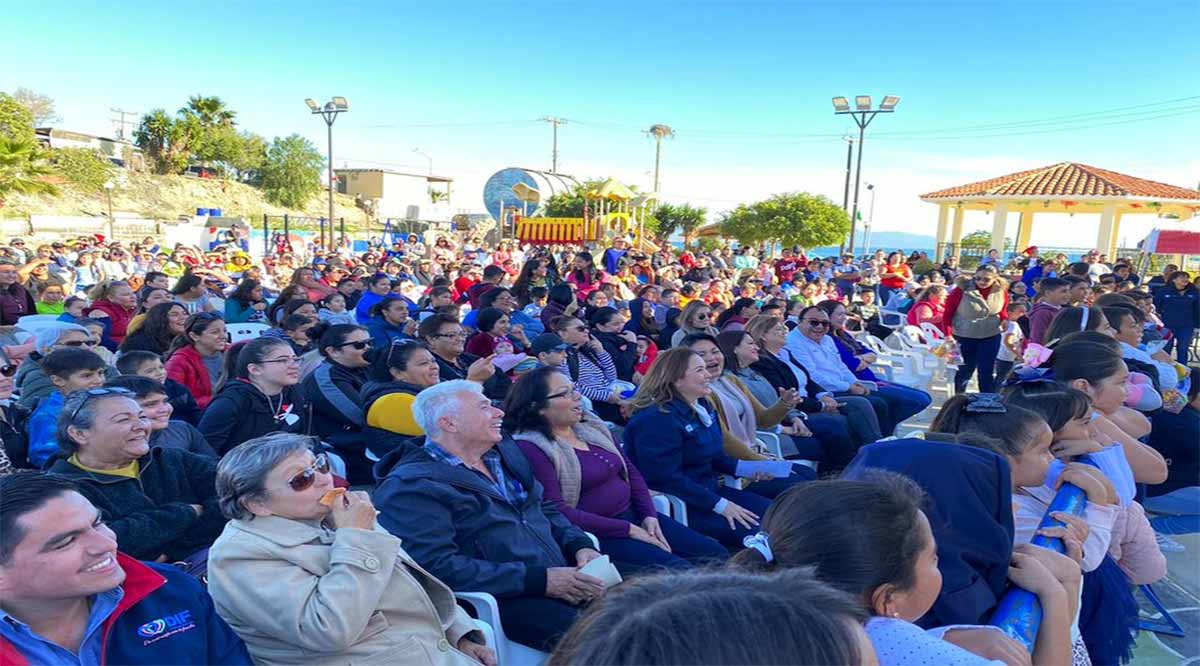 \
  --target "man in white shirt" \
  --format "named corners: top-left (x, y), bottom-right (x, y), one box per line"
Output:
top-left (1085, 250), bottom-right (1111, 284)
top-left (784, 305), bottom-right (930, 436)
